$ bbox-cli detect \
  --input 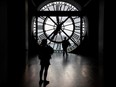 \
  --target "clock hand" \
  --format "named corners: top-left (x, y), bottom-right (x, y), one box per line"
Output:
top-left (48, 24), bottom-right (60, 40)
top-left (56, 16), bottom-right (59, 25)
top-left (51, 25), bottom-right (60, 40)
top-left (51, 16), bottom-right (71, 40)
top-left (49, 20), bottom-right (62, 40)
top-left (59, 16), bottom-right (71, 25)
